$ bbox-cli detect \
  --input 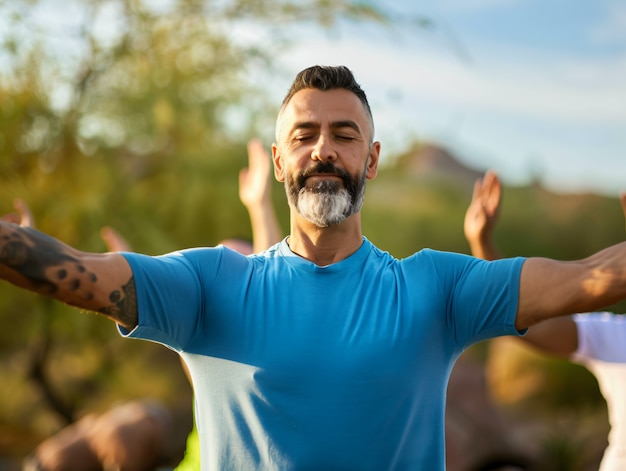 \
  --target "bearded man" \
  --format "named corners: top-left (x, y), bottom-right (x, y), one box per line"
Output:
top-left (2, 65), bottom-right (626, 470)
